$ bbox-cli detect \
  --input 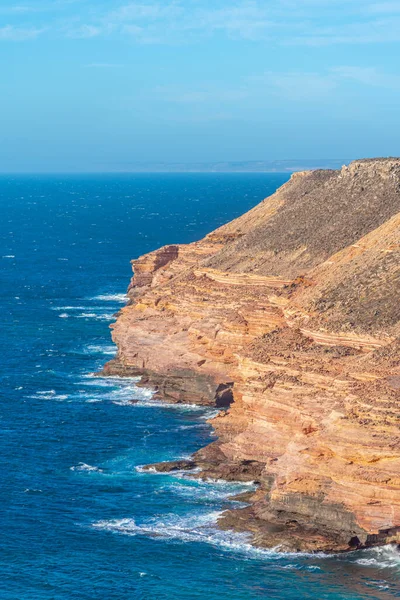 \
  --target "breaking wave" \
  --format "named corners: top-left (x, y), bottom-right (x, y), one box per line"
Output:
top-left (83, 344), bottom-right (116, 355)
top-left (71, 463), bottom-right (103, 473)
top-left (353, 544), bottom-right (400, 570)
top-left (30, 390), bottom-right (69, 401)
top-left (92, 511), bottom-right (326, 562)
top-left (90, 294), bottom-right (128, 303)
top-left (92, 511), bottom-right (269, 556)
top-left (57, 311), bottom-right (116, 321)
top-left (166, 478), bottom-right (256, 502)
top-left (51, 306), bottom-right (88, 311)
top-left (77, 313), bottom-right (116, 321)
top-left (77, 375), bottom-right (153, 405)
